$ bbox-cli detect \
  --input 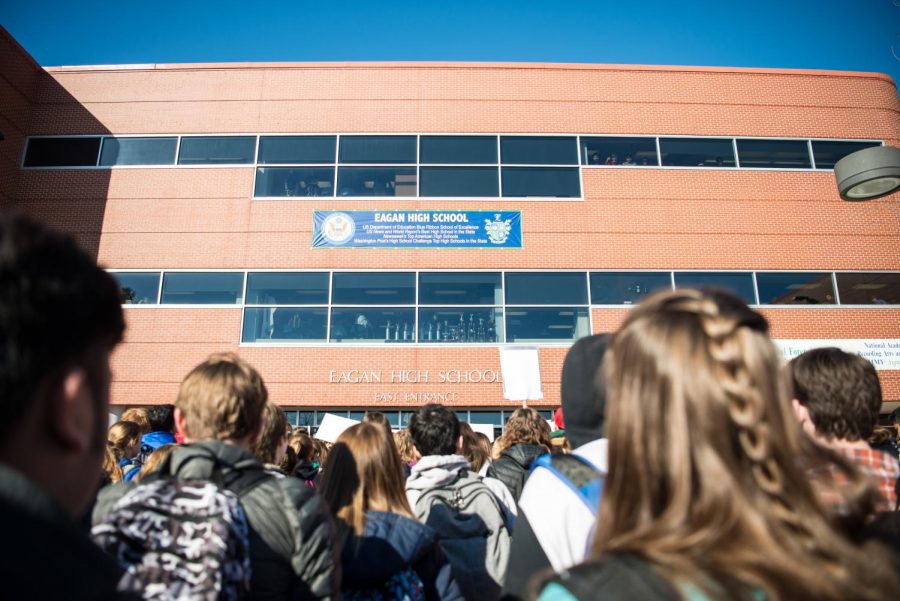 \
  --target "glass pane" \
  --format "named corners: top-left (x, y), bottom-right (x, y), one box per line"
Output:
top-left (505, 307), bottom-right (590, 342)
top-left (112, 272), bottom-right (160, 304)
top-left (835, 273), bottom-right (900, 305)
top-left (24, 137), bottom-right (101, 167)
top-left (337, 167), bottom-right (417, 197)
top-left (659, 138), bottom-right (736, 167)
top-left (257, 136), bottom-right (336, 164)
top-left (339, 136), bottom-right (416, 164)
top-left (177, 136), bottom-right (256, 165)
top-left (736, 139), bottom-right (811, 169)
top-left (420, 167), bottom-right (499, 197)
top-left (332, 272), bottom-right (415, 305)
top-left (590, 272), bottom-right (672, 304)
top-left (581, 136), bottom-right (657, 166)
top-left (381, 412), bottom-right (401, 427)
top-left (246, 272), bottom-right (329, 304)
top-left (295, 411), bottom-right (316, 428)
top-left (756, 272), bottom-right (836, 305)
top-left (242, 308), bottom-right (328, 341)
top-left (254, 167), bottom-right (335, 197)
top-left (418, 308), bottom-right (503, 343)
top-left (419, 272), bottom-right (502, 305)
top-left (674, 272), bottom-right (756, 304)
top-left (420, 136), bottom-right (497, 164)
top-left (470, 411), bottom-right (502, 426)
top-left (349, 411), bottom-right (367, 421)
top-left (500, 136), bottom-right (578, 165)
top-left (506, 272), bottom-right (588, 305)
top-left (330, 308), bottom-right (416, 342)
top-left (160, 272), bottom-right (244, 304)
top-left (99, 137), bottom-right (177, 166)
top-left (812, 141), bottom-right (881, 170)
top-left (501, 167), bottom-right (580, 197)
